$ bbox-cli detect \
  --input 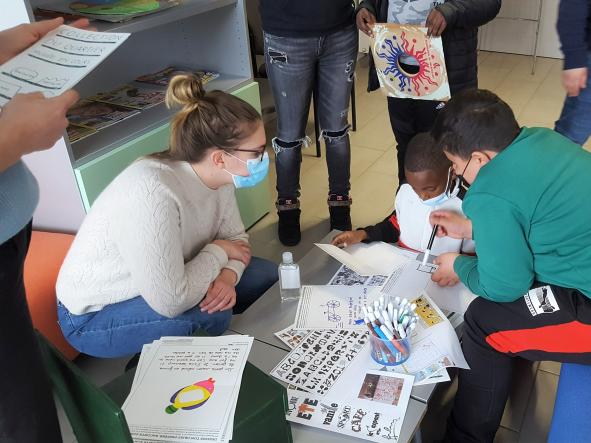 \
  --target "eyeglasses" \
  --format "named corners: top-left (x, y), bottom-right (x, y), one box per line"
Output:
top-left (228, 148), bottom-right (266, 163)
